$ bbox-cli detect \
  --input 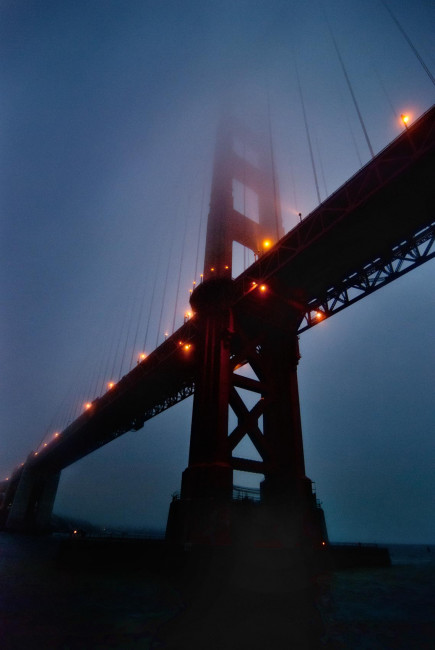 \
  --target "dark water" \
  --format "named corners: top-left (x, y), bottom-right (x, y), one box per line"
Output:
top-left (0, 533), bottom-right (434, 649)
